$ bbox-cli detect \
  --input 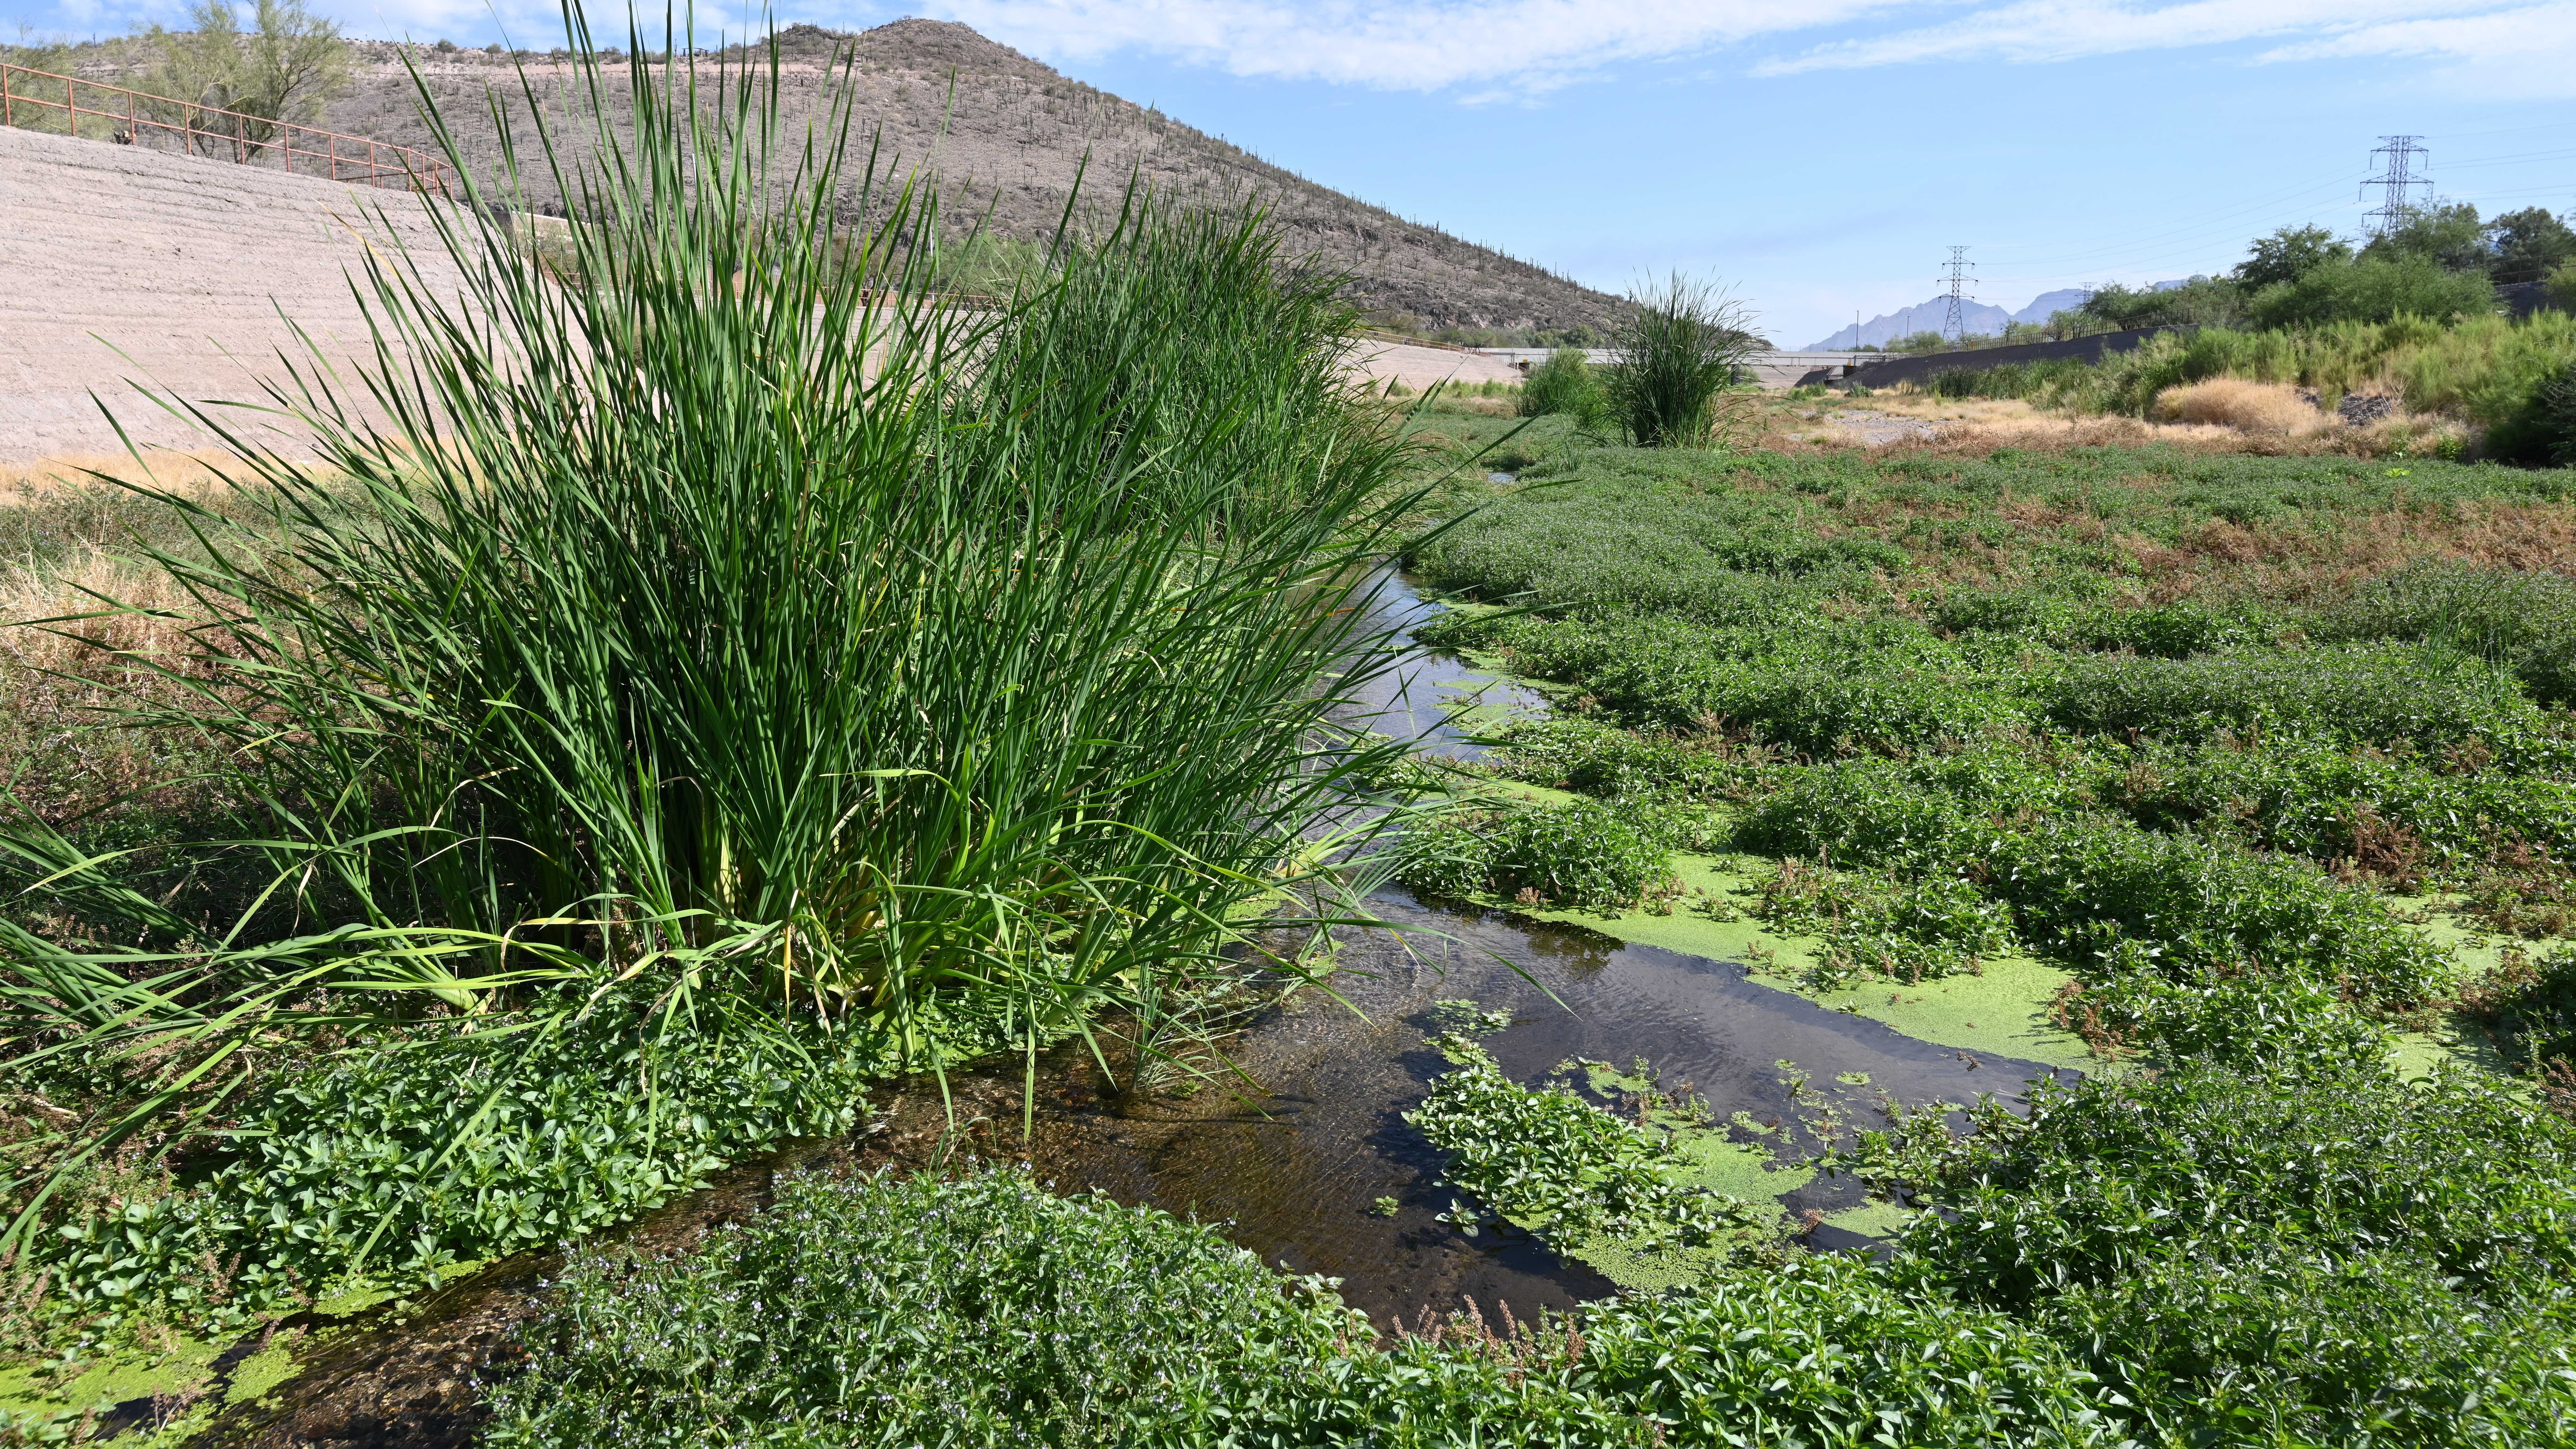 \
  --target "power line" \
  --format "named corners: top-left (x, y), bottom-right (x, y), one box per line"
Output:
top-left (1974, 173), bottom-right (2362, 273)
top-left (2362, 135), bottom-right (2432, 236)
